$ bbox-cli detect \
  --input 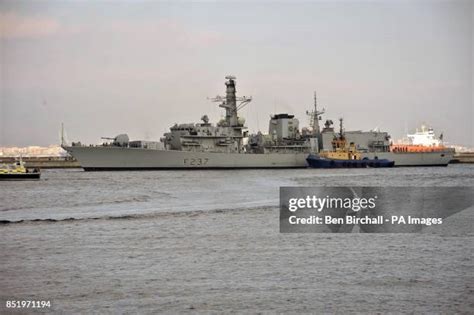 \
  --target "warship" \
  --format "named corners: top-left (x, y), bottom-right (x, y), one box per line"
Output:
top-left (63, 76), bottom-right (454, 170)
top-left (64, 76), bottom-right (318, 170)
